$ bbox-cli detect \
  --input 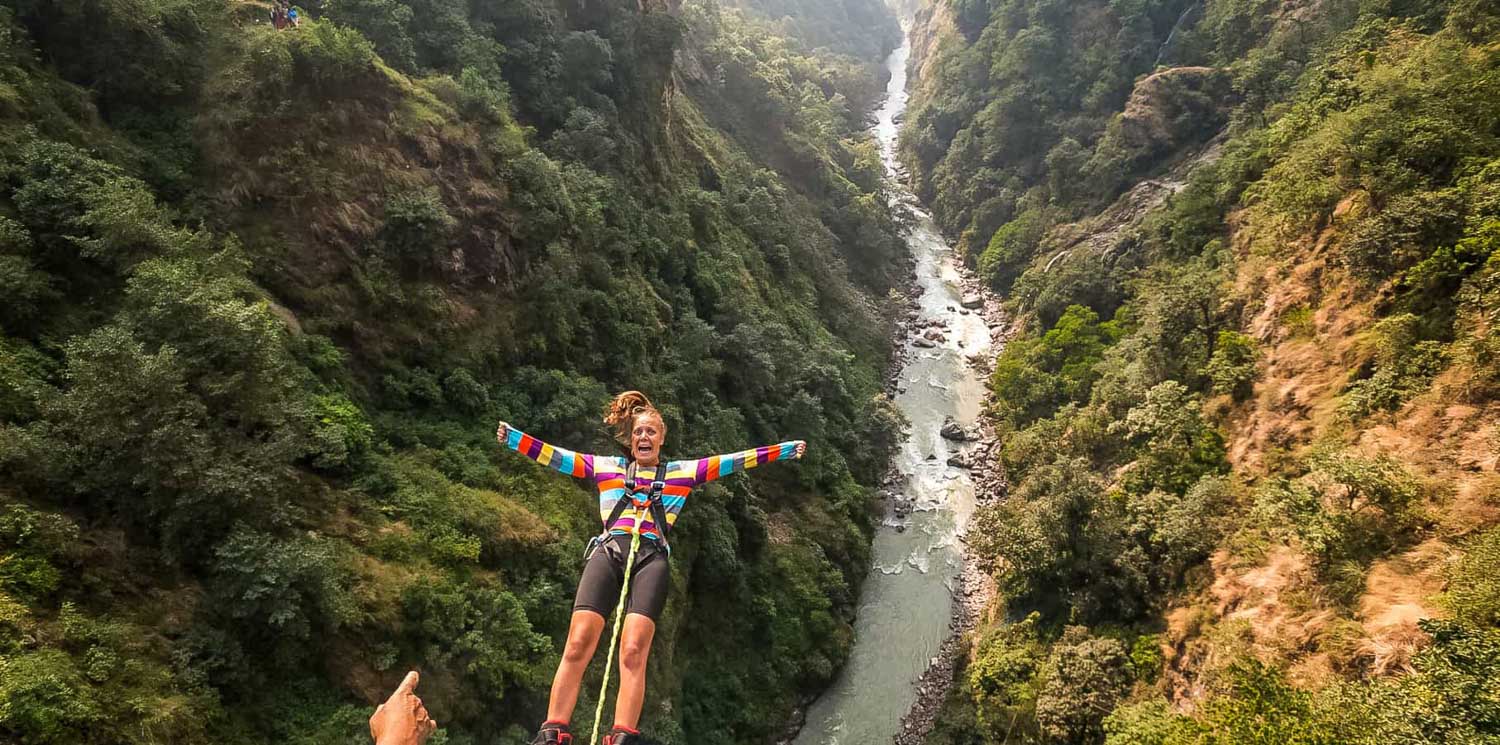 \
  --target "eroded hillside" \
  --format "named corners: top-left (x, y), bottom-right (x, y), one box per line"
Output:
top-left (903, 0), bottom-right (1500, 741)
